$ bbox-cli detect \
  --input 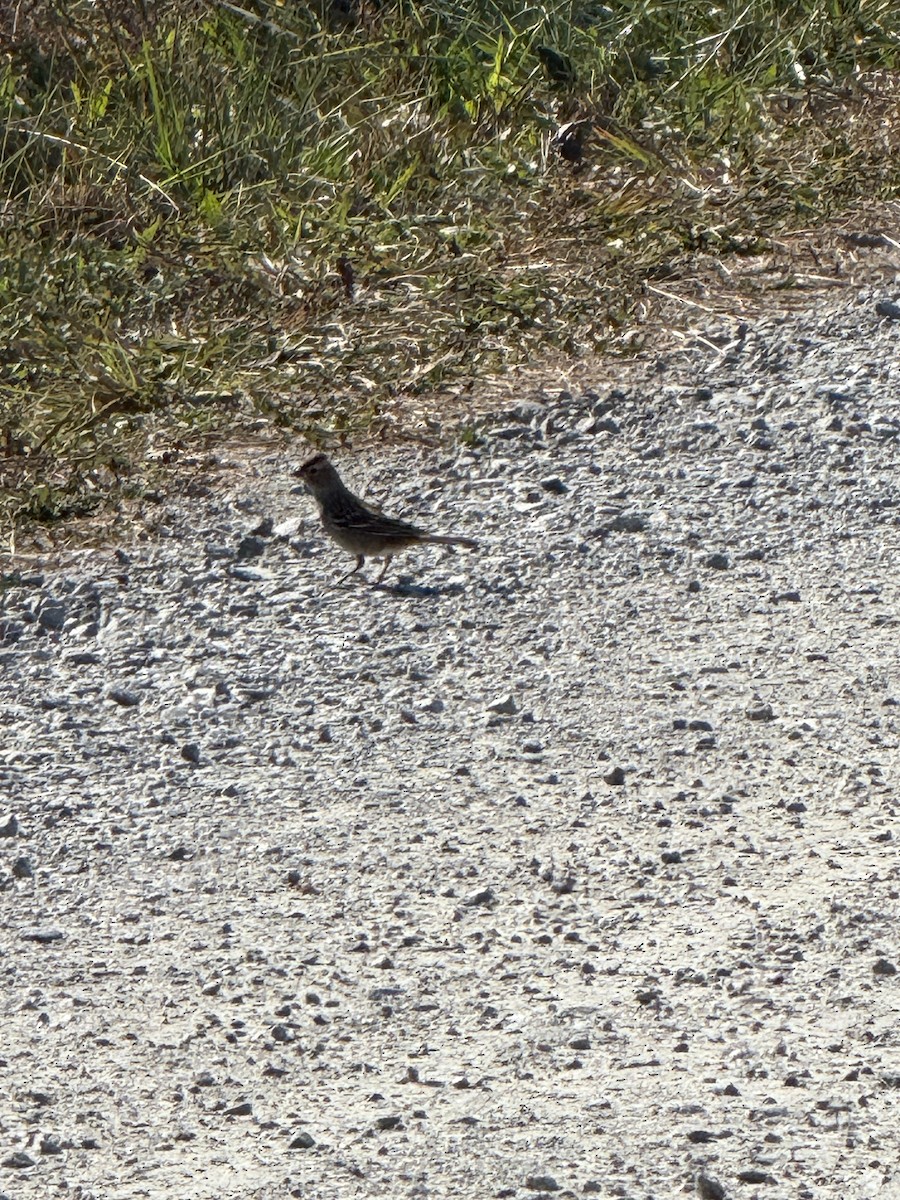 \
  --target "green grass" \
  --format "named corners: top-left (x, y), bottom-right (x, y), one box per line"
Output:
top-left (2, 0), bottom-right (900, 531)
